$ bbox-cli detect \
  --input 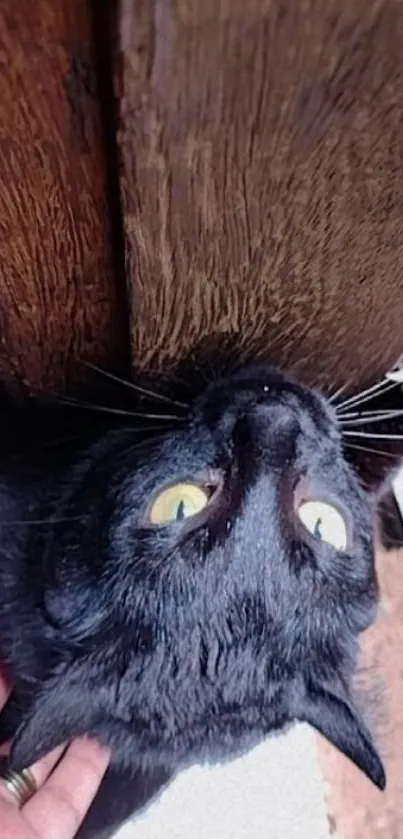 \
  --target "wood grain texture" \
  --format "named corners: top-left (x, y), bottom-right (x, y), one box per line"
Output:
top-left (0, 0), bottom-right (126, 392)
top-left (118, 0), bottom-right (403, 390)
